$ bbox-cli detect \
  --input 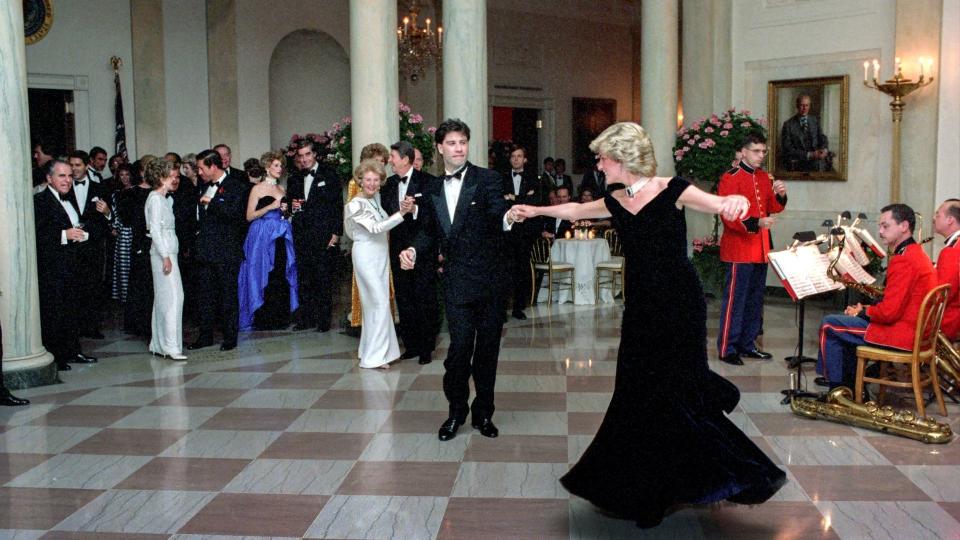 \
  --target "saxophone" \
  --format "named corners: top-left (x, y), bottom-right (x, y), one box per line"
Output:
top-left (791, 387), bottom-right (953, 444)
